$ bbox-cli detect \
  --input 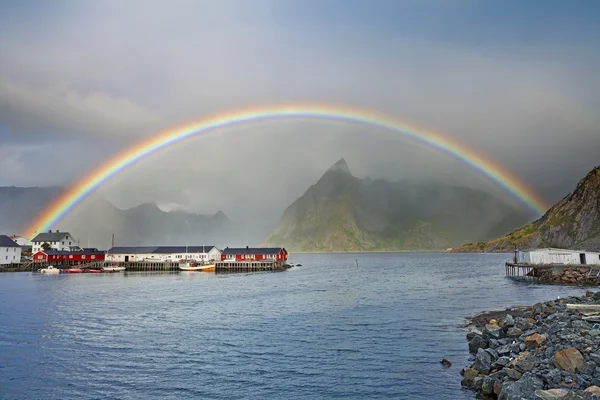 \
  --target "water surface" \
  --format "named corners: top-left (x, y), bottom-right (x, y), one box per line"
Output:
top-left (0, 253), bottom-right (587, 399)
